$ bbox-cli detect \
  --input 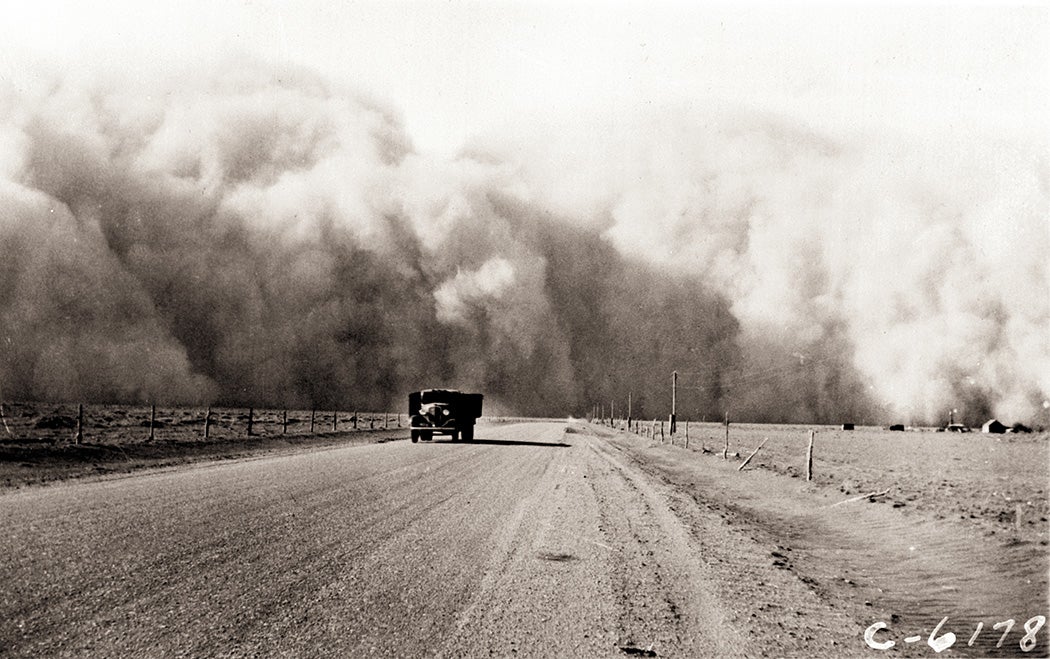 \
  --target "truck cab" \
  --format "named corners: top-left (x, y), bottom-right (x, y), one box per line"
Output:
top-left (408, 389), bottom-right (483, 442)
